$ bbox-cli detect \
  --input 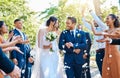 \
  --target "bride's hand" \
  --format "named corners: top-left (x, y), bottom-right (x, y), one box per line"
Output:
top-left (43, 43), bottom-right (52, 49)
top-left (49, 43), bottom-right (52, 49)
